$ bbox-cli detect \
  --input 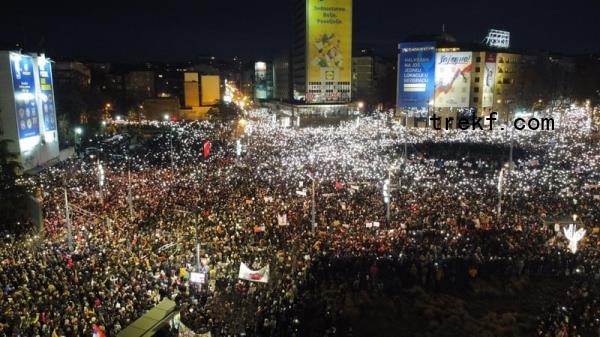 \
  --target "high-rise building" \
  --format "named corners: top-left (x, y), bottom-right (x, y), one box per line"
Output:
top-left (396, 33), bottom-right (536, 127)
top-left (200, 75), bottom-right (220, 106)
top-left (254, 61), bottom-right (273, 100)
top-left (183, 72), bottom-right (200, 108)
top-left (0, 51), bottom-right (59, 171)
top-left (293, 0), bottom-right (352, 104)
top-left (273, 50), bottom-right (291, 101)
top-left (352, 49), bottom-right (395, 108)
